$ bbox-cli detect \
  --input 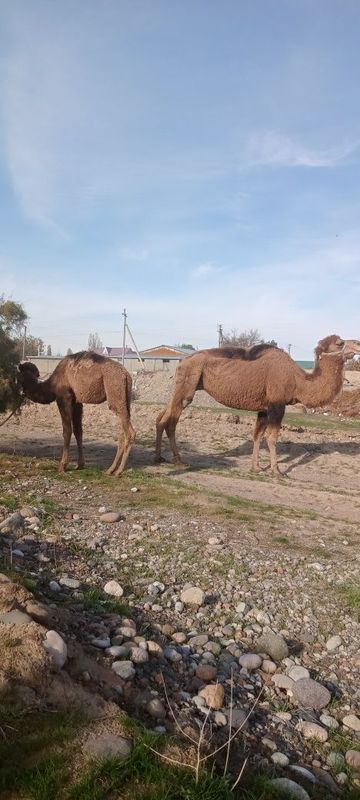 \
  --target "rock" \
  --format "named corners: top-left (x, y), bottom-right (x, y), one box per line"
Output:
top-left (130, 647), bottom-right (149, 664)
top-left (147, 641), bottom-right (164, 657)
top-left (296, 721), bottom-right (328, 742)
top-left (0, 512), bottom-right (24, 534)
top-left (236, 602), bottom-right (246, 614)
top-left (226, 707), bottom-right (248, 731)
top-left (106, 645), bottom-right (128, 657)
top-left (262, 737), bottom-right (277, 752)
top-left (91, 637), bottom-right (111, 649)
top-left (288, 666), bottom-right (310, 682)
top-left (342, 713), bottom-right (360, 732)
top-left (262, 659), bottom-right (277, 674)
top-left (320, 714), bottom-right (339, 729)
top-left (164, 647), bottom-right (182, 662)
top-left (189, 634), bottom-right (209, 647)
top-left (269, 778), bottom-right (310, 800)
top-left (49, 580), bottom-right (61, 592)
top-left (104, 580), bottom-right (124, 598)
top-left (174, 601), bottom-right (184, 613)
top-left (214, 711), bottom-right (227, 726)
top-left (345, 750), bottom-right (360, 769)
top-left (292, 678), bottom-right (331, 710)
top-left (25, 602), bottom-right (49, 626)
top-left (118, 625), bottom-right (137, 639)
top-left (19, 505), bottom-right (36, 518)
top-left (326, 635), bottom-right (342, 652)
top-left (180, 586), bottom-right (205, 606)
top-left (130, 487), bottom-right (139, 493)
top-left (271, 752), bottom-right (290, 766)
top-left (44, 630), bottom-right (67, 668)
top-left (147, 698), bottom-right (166, 719)
top-left (196, 665), bottom-right (217, 682)
top-left (272, 674), bottom-right (295, 692)
top-left (337, 773), bottom-right (348, 786)
top-left (312, 767), bottom-right (341, 795)
top-left (59, 577), bottom-right (80, 589)
top-left (239, 653), bottom-right (262, 671)
top-left (326, 752), bottom-right (345, 768)
top-left (199, 684), bottom-right (224, 710)
top-left (0, 609), bottom-right (32, 625)
top-left (255, 632), bottom-right (288, 661)
top-left (172, 632), bottom-right (187, 644)
top-left (100, 512), bottom-right (123, 523)
top-left (112, 661), bottom-right (135, 680)
top-left (83, 733), bottom-right (131, 759)
top-left (288, 766), bottom-right (316, 784)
